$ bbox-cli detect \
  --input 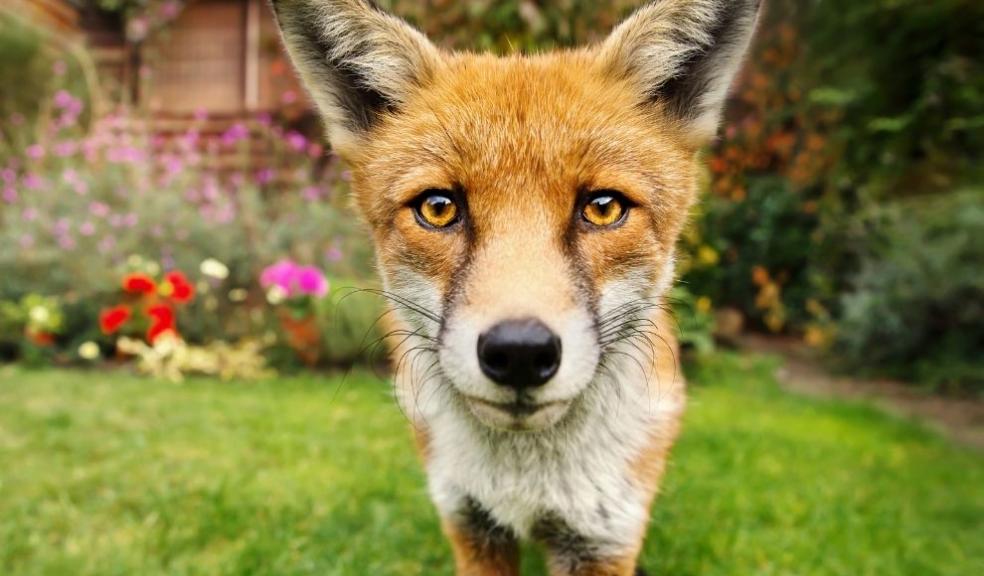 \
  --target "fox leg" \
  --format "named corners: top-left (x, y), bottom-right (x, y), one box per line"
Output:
top-left (534, 514), bottom-right (644, 576)
top-left (442, 498), bottom-right (520, 576)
